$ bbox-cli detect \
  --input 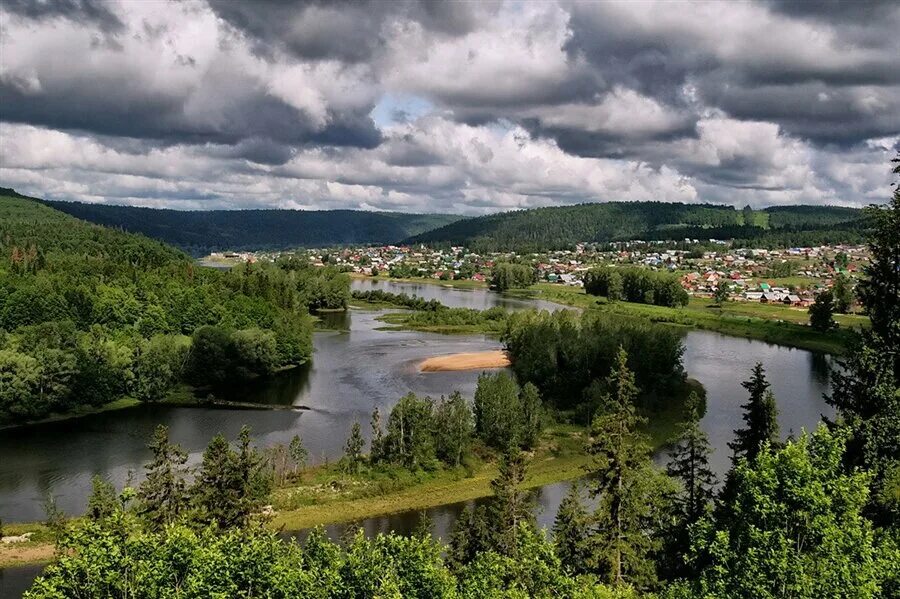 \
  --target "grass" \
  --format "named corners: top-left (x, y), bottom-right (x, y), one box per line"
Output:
top-left (351, 273), bottom-right (488, 290)
top-left (514, 283), bottom-right (861, 354)
top-left (0, 523), bottom-right (55, 568)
